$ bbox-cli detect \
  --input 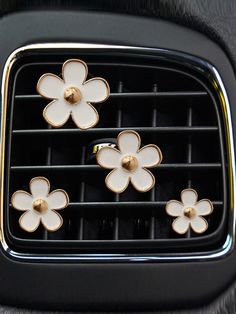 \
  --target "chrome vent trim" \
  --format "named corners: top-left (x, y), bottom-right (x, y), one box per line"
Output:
top-left (0, 43), bottom-right (234, 262)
